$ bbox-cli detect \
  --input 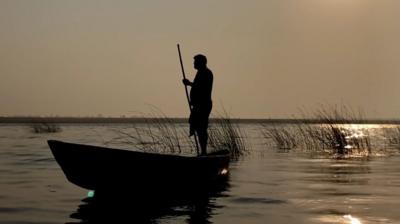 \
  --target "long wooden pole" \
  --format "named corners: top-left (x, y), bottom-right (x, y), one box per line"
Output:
top-left (177, 44), bottom-right (200, 155)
